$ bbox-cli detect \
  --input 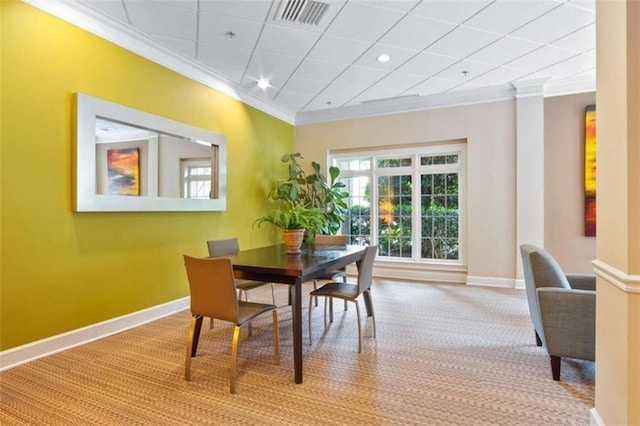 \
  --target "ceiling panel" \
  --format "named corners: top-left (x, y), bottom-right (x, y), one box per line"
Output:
top-left (377, 14), bottom-right (456, 51)
top-left (510, 3), bottom-right (595, 44)
top-left (125, 2), bottom-right (197, 40)
top-left (425, 26), bottom-right (502, 58)
top-left (67, 0), bottom-right (598, 120)
top-left (324, 1), bottom-right (406, 42)
top-left (198, 12), bottom-right (265, 49)
top-left (463, 0), bottom-right (561, 34)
